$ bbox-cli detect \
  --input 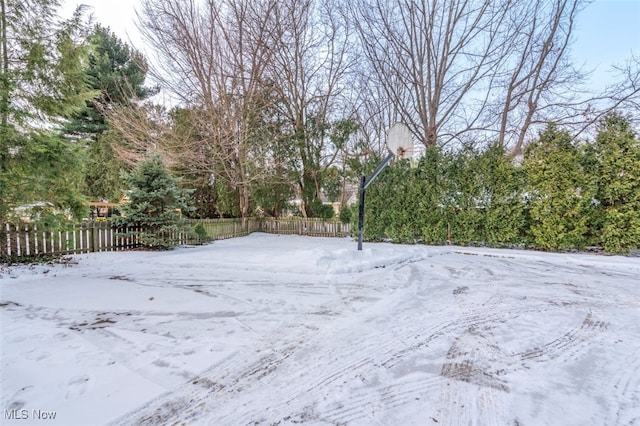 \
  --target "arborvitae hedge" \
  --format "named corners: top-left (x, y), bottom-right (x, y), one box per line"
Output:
top-left (522, 125), bottom-right (591, 250)
top-left (357, 115), bottom-right (639, 253)
top-left (591, 114), bottom-right (640, 252)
